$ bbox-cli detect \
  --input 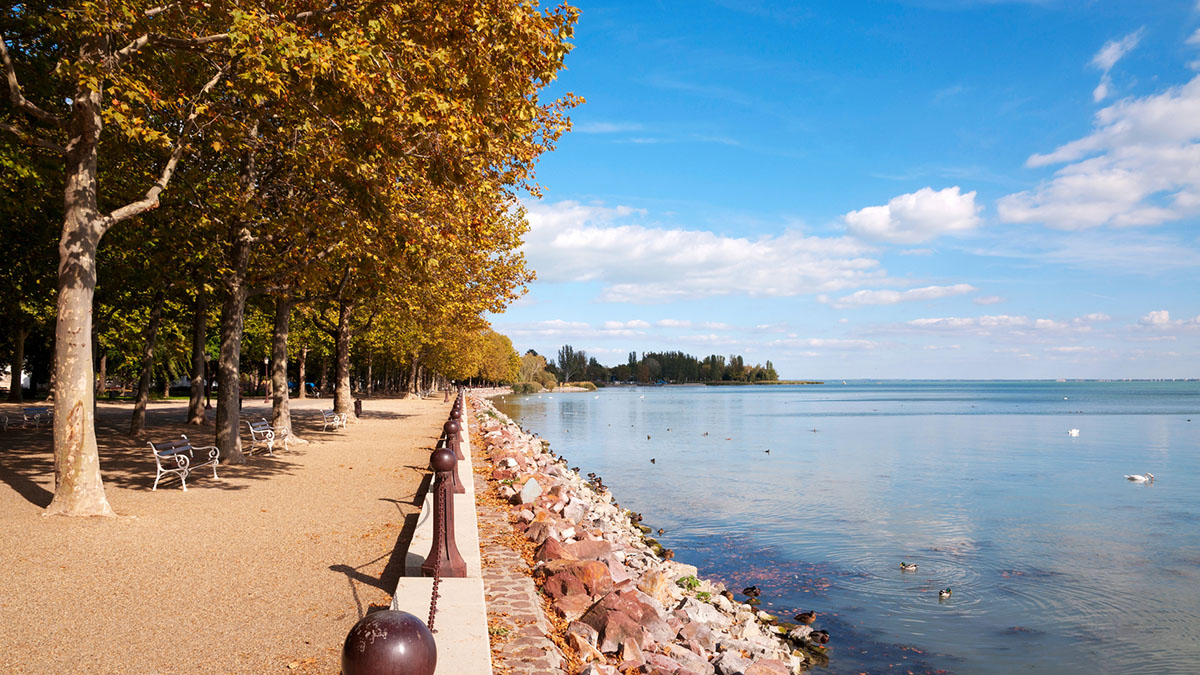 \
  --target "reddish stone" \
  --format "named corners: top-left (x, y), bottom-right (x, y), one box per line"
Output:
top-left (579, 588), bottom-right (671, 653)
top-left (492, 468), bottom-right (515, 481)
top-left (565, 539), bottom-right (613, 560)
top-left (542, 559), bottom-right (613, 597)
top-left (535, 536), bottom-right (576, 563)
top-left (553, 593), bottom-right (595, 622)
